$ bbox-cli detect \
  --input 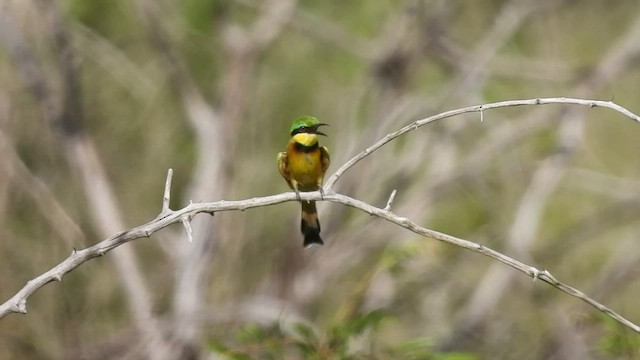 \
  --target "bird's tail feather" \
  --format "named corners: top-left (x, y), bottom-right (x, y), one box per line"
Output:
top-left (301, 200), bottom-right (323, 247)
